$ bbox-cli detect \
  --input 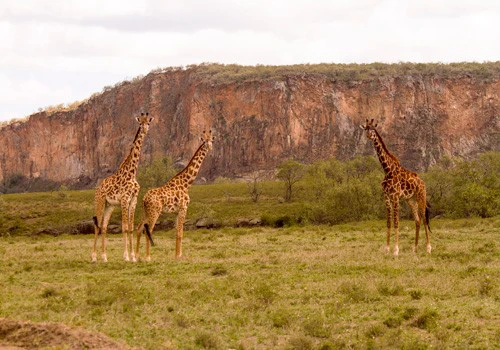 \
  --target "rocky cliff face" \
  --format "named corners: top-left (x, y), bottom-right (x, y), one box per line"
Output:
top-left (0, 64), bottom-right (498, 189)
